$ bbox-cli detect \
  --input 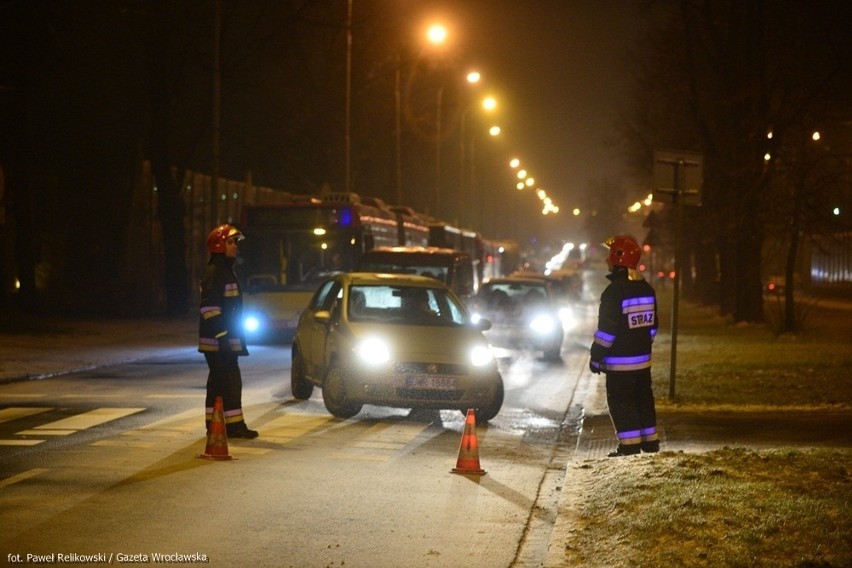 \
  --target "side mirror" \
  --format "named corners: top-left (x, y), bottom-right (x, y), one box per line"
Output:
top-left (313, 310), bottom-right (332, 324)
